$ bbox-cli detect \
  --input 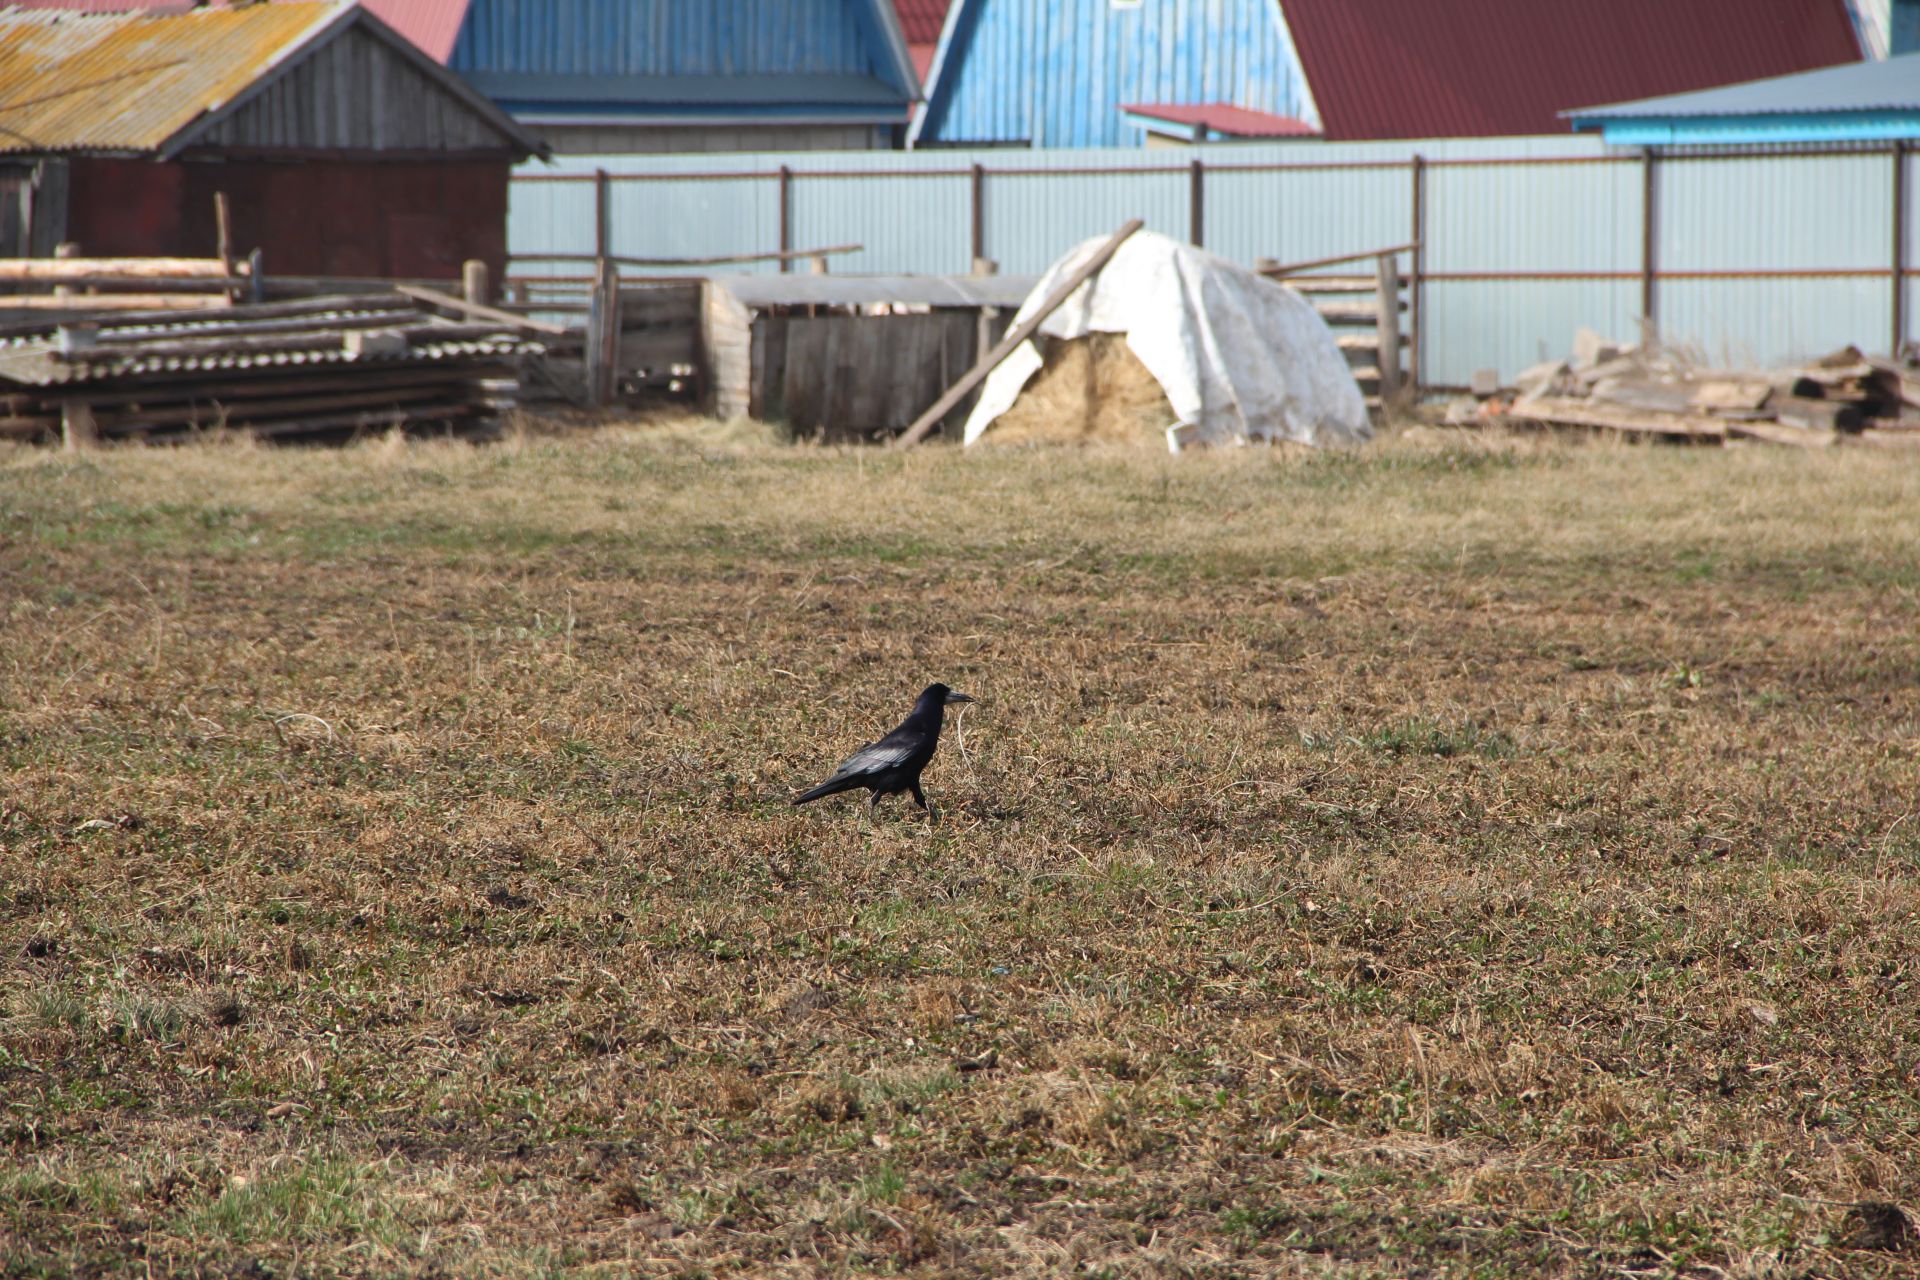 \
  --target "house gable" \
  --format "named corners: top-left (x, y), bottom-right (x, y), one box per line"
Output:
top-left (911, 0), bottom-right (1313, 148)
top-left (192, 21), bottom-right (528, 154)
